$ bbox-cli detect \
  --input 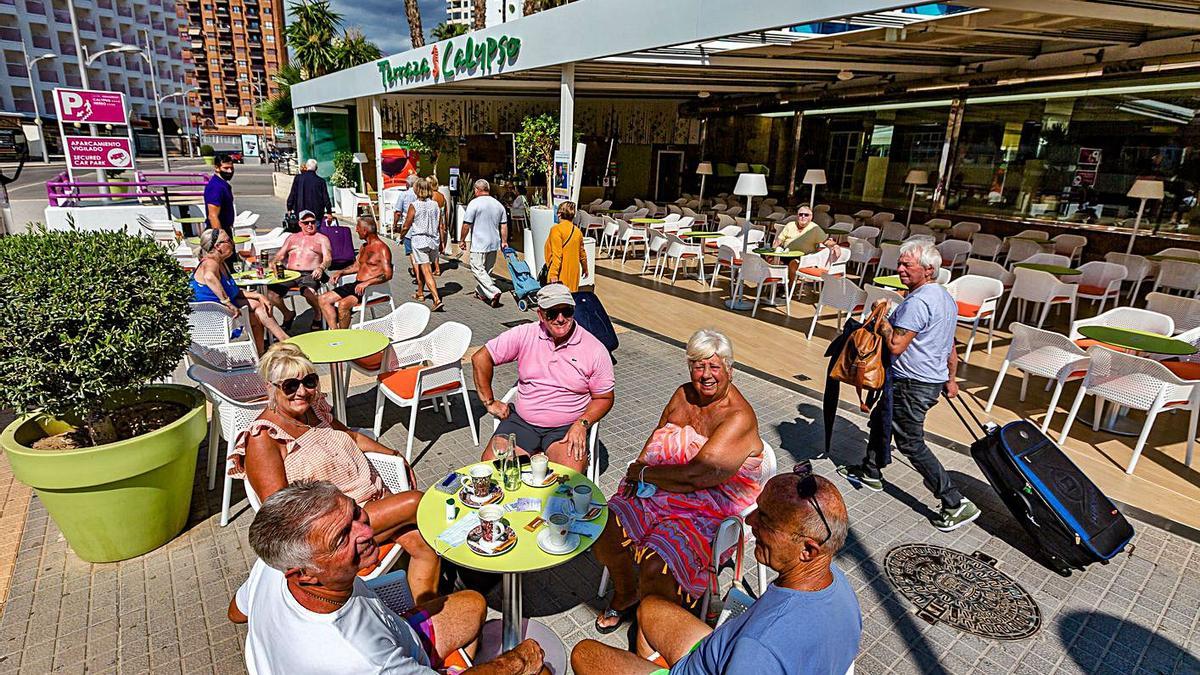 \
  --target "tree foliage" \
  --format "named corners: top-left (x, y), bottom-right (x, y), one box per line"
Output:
top-left (330, 151), bottom-right (358, 188)
top-left (335, 28), bottom-right (383, 68)
top-left (515, 114), bottom-right (561, 198)
top-left (405, 0), bottom-right (425, 49)
top-left (256, 63), bottom-right (303, 131)
top-left (285, 0), bottom-right (343, 79)
top-left (406, 123), bottom-right (454, 174)
top-left (431, 21), bottom-right (468, 42)
top-left (0, 226), bottom-right (191, 431)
